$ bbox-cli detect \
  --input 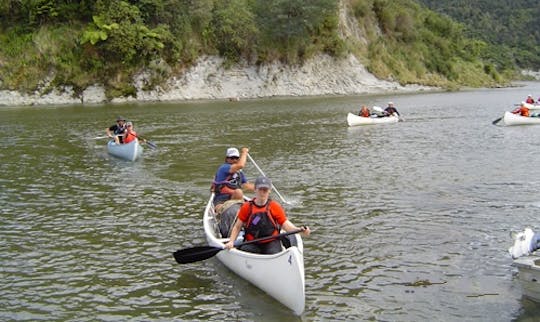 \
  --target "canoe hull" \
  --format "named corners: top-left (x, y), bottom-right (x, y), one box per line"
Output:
top-left (347, 112), bottom-right (399, 126)
top-left (107, 139), bottom-right (143, 161)
top-left (513, 256), bottom-right (540, 302)
top-left (502, 111), bottom-right (540, 126)
top-left (203, 195), bottom-right (305, 315)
